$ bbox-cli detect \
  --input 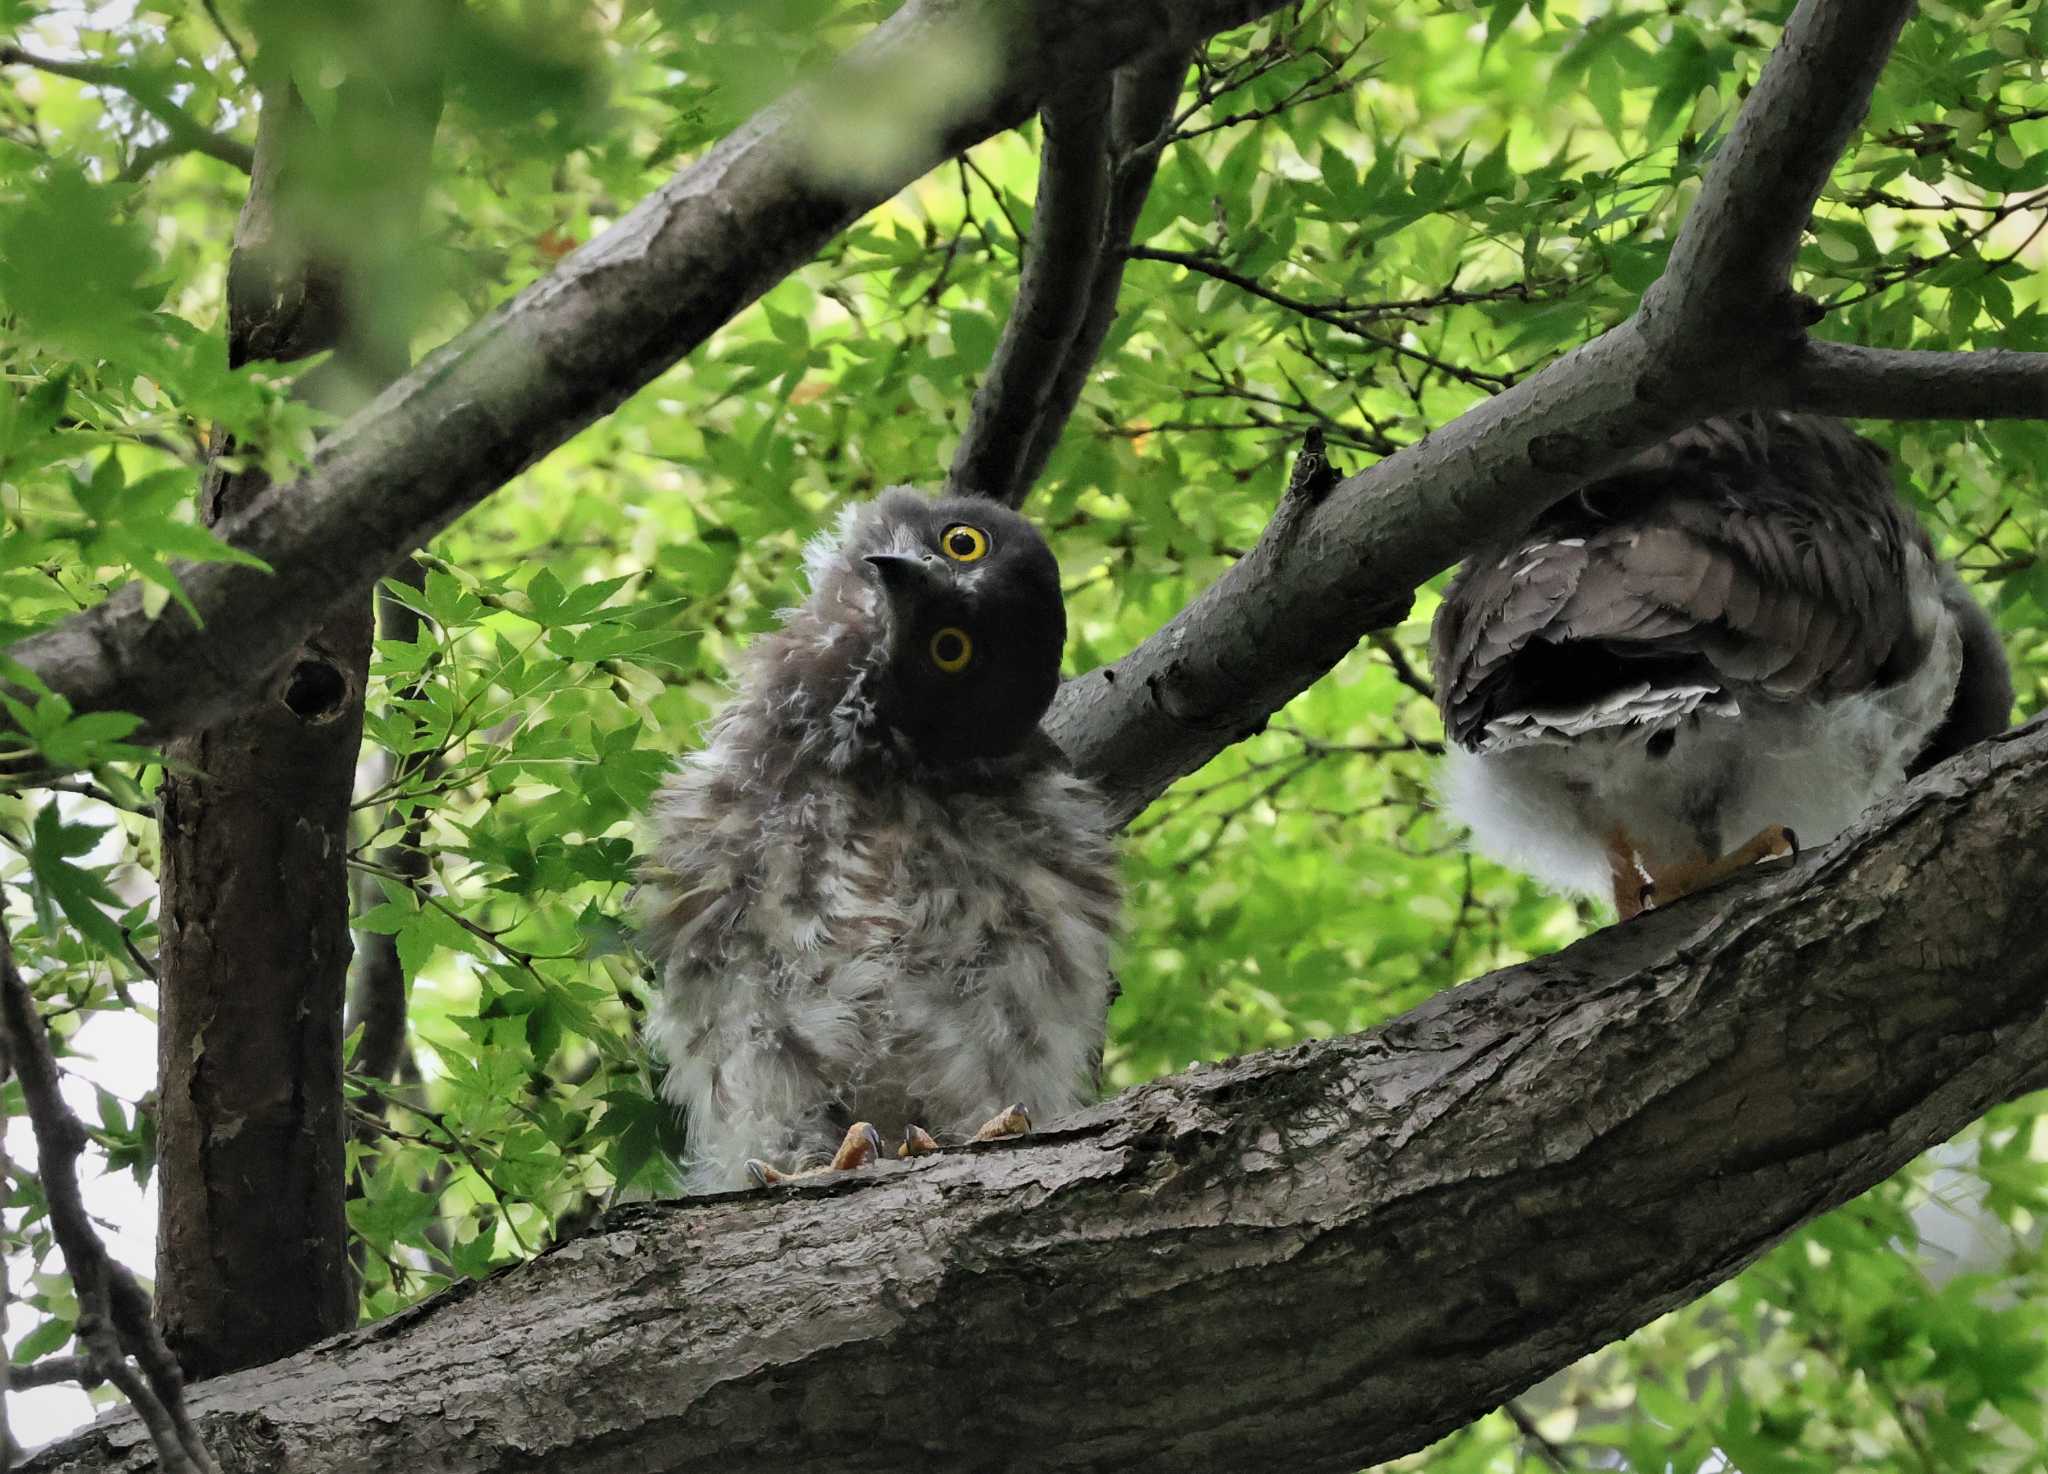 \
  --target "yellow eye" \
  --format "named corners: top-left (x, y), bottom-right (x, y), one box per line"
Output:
top-left (940, 524), bottom-right (989, 563)
top-left (929, 627), bottom-right (973, 673)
